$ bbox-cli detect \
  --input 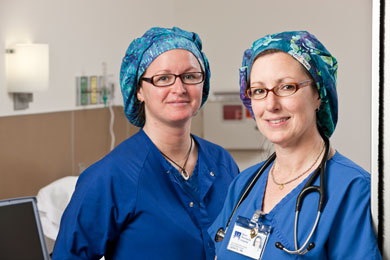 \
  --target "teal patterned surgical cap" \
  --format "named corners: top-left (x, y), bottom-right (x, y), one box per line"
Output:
top-left (240, 31), bottom-right (338, 137)
top-left (120, 27), bottom-right (210, 127)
